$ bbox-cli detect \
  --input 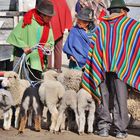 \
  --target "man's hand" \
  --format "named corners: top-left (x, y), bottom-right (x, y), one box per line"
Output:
top-left (23, 48), bottom-right (32, 54)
